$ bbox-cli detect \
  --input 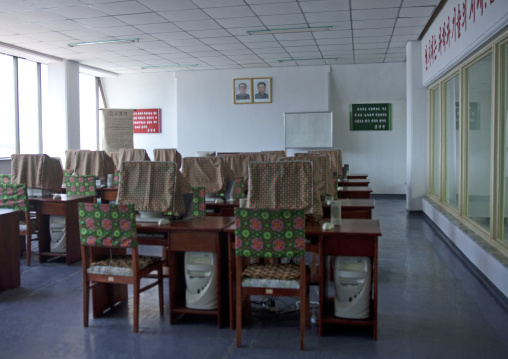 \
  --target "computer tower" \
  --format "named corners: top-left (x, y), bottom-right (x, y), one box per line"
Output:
top-left (333, 256), bottom-right (372, 319)
top-left (50, 215), bottom-right (66, 253)
top-left (185, 251), bottom-right (218, 310)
